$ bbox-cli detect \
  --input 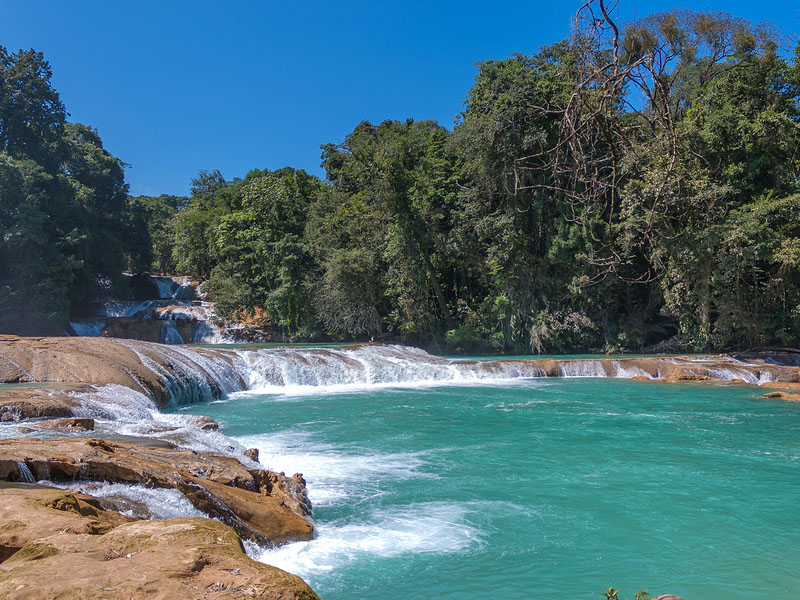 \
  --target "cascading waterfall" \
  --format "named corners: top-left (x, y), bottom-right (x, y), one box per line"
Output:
top-left (233, 345), bottom-right (546, 392)
top-left (71, 274), bottom-right (237, 344)
top-left (15, 461), bottom-right (35, 483)
top-left (116, 341), bottom-right (245, 406)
